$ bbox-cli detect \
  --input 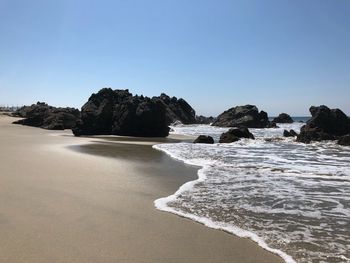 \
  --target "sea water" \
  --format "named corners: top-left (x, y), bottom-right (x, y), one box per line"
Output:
top-left (153, 121), bottom-right (350, 263)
